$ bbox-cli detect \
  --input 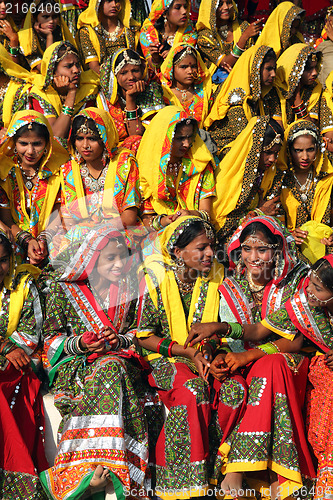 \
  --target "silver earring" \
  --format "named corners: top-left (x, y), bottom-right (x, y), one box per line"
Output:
top-left (236, 255), bottom-right (243, 278)
top-left (74, 148), bottom-right (82, 164)
top-left (14, 147), bottom-right (17, 154)
top-left (175, 256), bottom-right (186, 272)
top-left (274, 251), bottom-right (281, 279)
